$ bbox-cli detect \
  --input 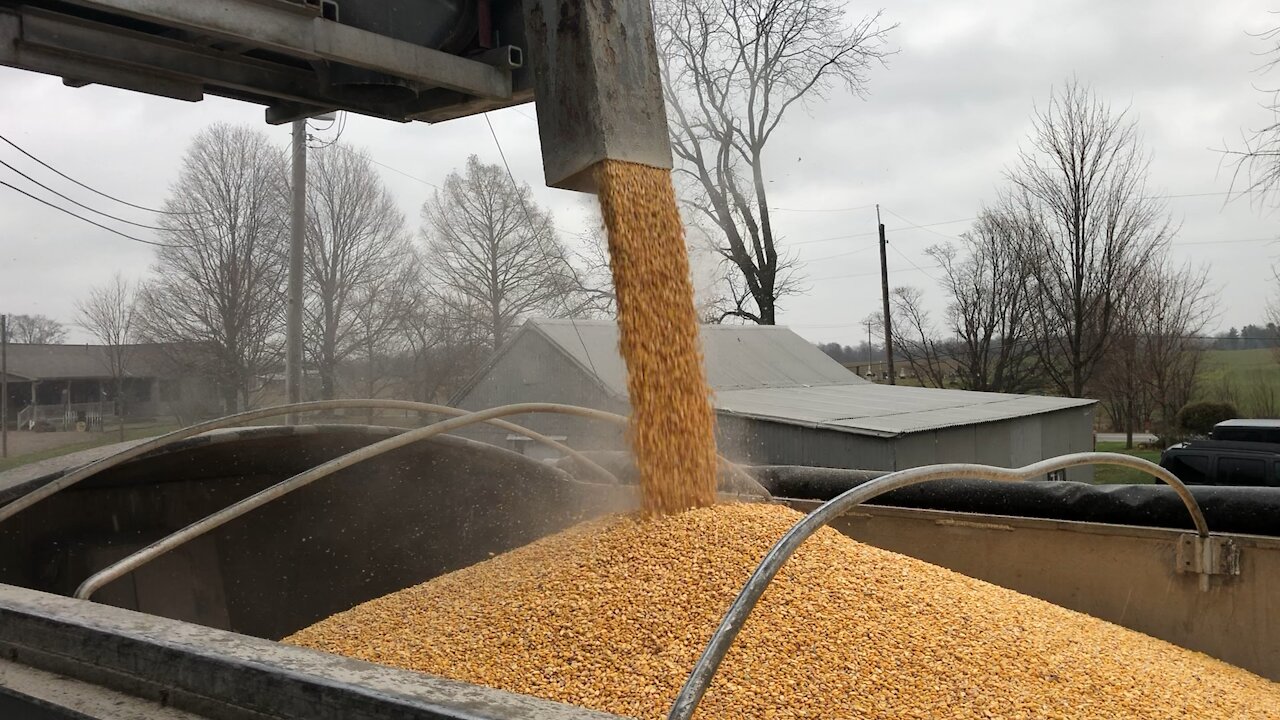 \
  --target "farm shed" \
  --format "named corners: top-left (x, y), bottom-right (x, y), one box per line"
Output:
top-left (451, 319), bottom-right (1098, 480)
